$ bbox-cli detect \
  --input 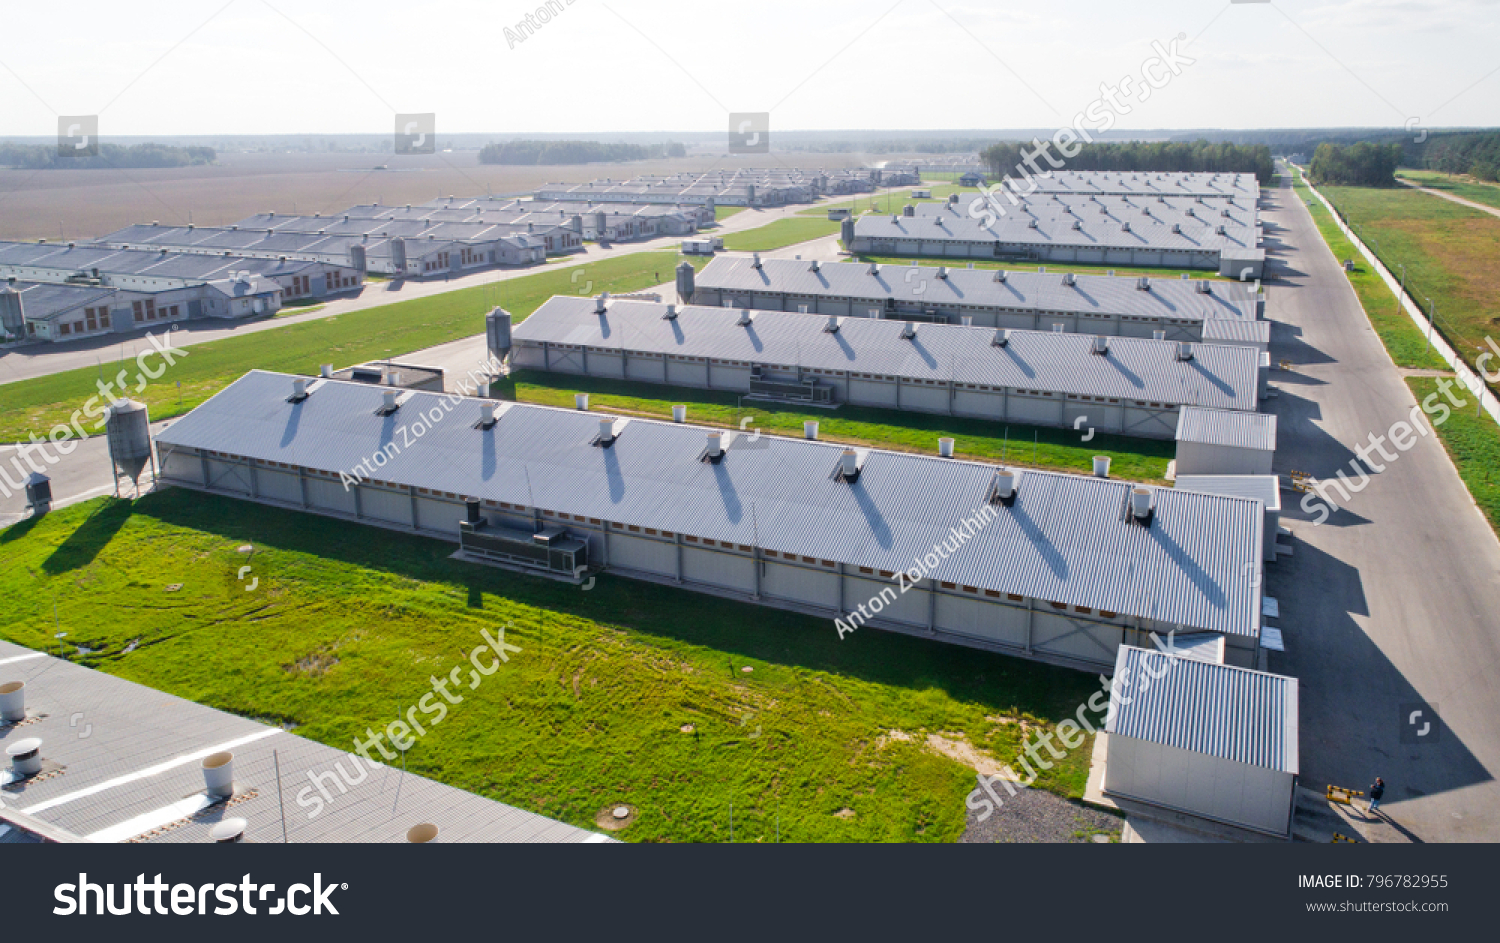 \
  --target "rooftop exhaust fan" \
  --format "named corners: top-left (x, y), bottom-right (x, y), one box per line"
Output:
top-left (992, 328), bottom-right (1010, 347)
